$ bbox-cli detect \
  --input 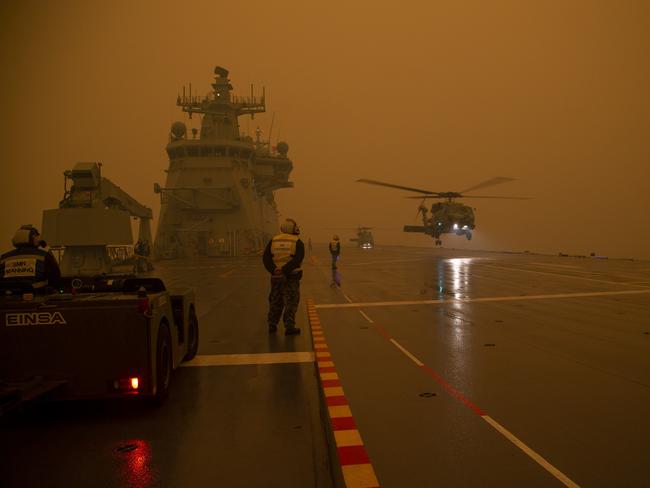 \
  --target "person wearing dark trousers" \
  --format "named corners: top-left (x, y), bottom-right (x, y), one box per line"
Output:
top-left (263, 218), bottom-right (305, 335)
top-left (328, 234), bottom-right (341, 287)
